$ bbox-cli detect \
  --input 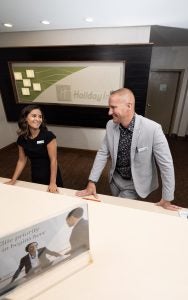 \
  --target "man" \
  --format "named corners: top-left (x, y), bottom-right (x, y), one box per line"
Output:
top-left (76, 88), bottom-right (179, 211)
top-left (11, 242), bottom-right (61, 282)
top-left (66, 207), bottom-right (90, 256)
